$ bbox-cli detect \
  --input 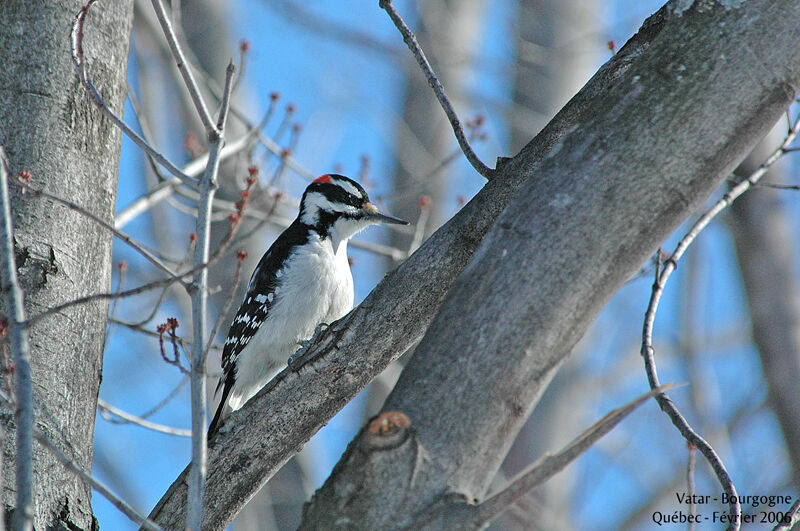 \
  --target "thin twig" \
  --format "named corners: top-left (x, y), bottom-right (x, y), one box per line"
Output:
top-left (230, 40), bottom-right (249, 97)
top-left (97, 399), bottom-right (191, 437)
top-left (115, 132), bottom-right (251, 229)
top-left (640, 109), bottom-right (800, 531)
top-left (266, 123), bottom-right (301, 190)
top-left (103, 261), bottom-right (127, 348)
top-left (24, 276), bottom-right (186, 328)
top-left (272, 104), bottom-right (295, 147)
top-left (0, 148), bottom-right (34, 530)
top-left (379, 0), bottom-right (494, 180)
top-left (126, 80), bottom-right (170, 185)
top-left (98, 373), bottom-right (189, 422)
top-left (157, 318), bottom-right (189, 375)
top-left (204, 250), bottom-right (247, 362)
top-left (131, 7), bottom-right (317, 185)
top-left (138, 374), bottom-right (190, 419)
top-left (149, 0), bottom-right (216, 134)
top-left (687, 444), bottom-right (697, 531)
top-left (216, 61), bottom-right (235, 133)
top-left (71, 1), bottom-right (195, 187)
top-left (407, 197), bottom-right (430, 256)
top-left (119, 237), bottom-right (196, 328)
